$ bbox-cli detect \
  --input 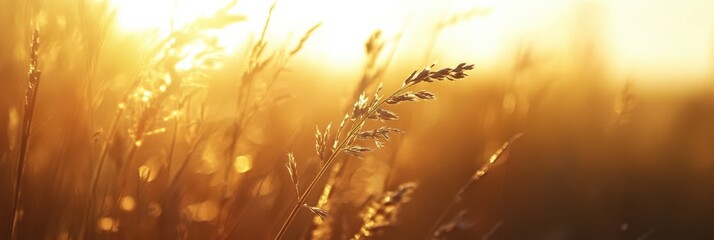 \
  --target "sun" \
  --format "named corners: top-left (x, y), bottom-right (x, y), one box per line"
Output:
top-left (111, 0), bottom-right (258, 67)
top-left (111, 0), bottom-right (238, 32)
top-left (110, 0), bottom-right (411, 68)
